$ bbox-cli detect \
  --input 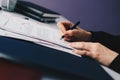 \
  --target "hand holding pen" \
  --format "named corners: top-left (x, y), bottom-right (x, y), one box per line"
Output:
top-left (61, 21), bottom-right (80, 39)
top-left (57, 21), bottom-right (91, 42)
